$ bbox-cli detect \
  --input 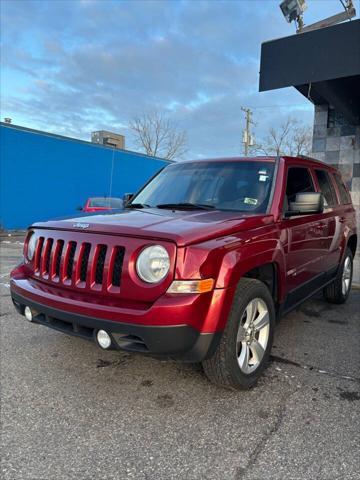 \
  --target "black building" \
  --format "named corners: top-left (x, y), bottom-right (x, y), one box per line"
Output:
top-left (259, 18), bottom-right (360, 282)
